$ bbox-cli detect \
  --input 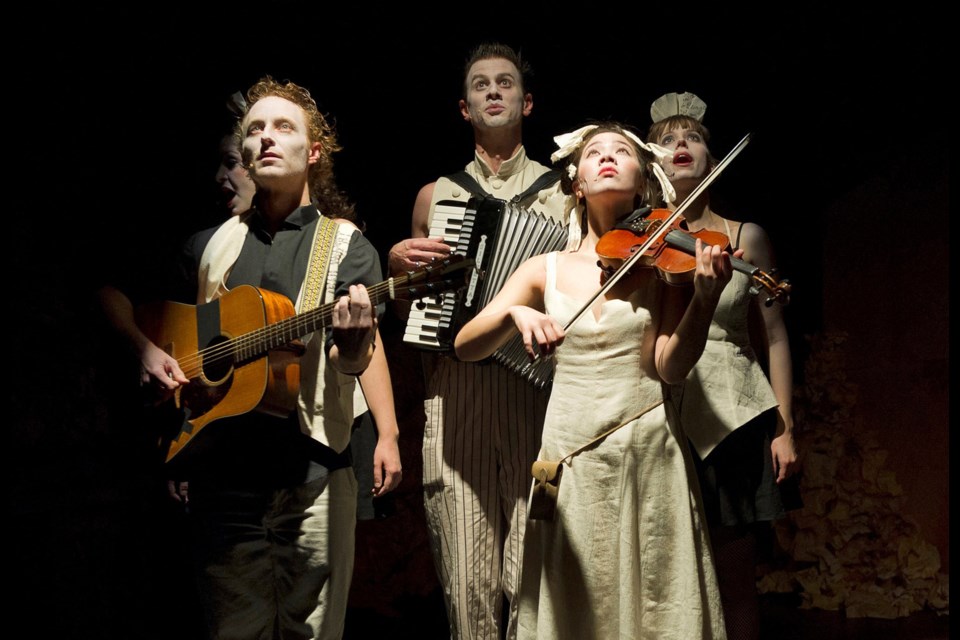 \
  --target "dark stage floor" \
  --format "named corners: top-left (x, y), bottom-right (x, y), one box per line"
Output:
top-left (343, 593), bottom-right (950, 639)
